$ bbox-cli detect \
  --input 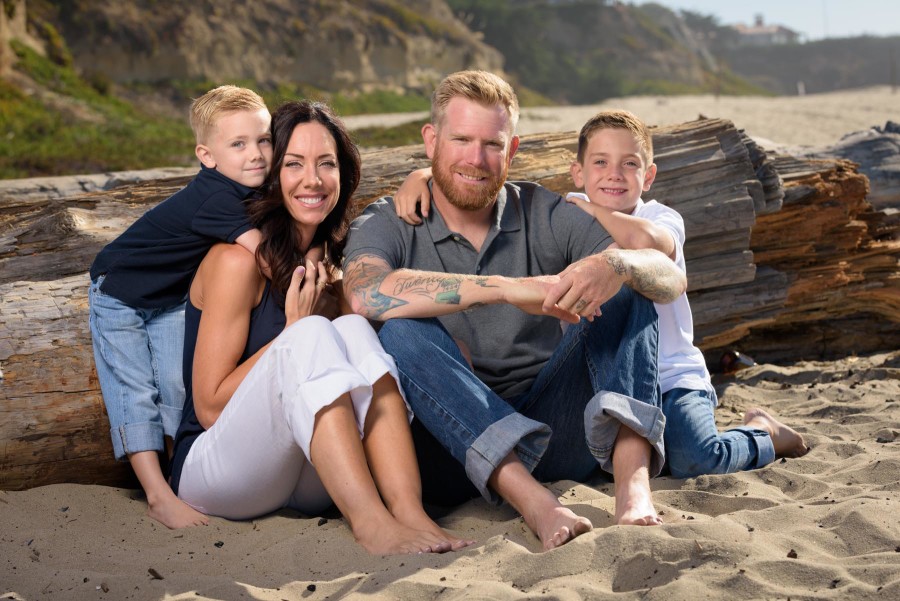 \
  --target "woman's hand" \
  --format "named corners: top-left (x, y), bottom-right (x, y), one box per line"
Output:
top-left (285, 259), bottom-right (329, 326)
